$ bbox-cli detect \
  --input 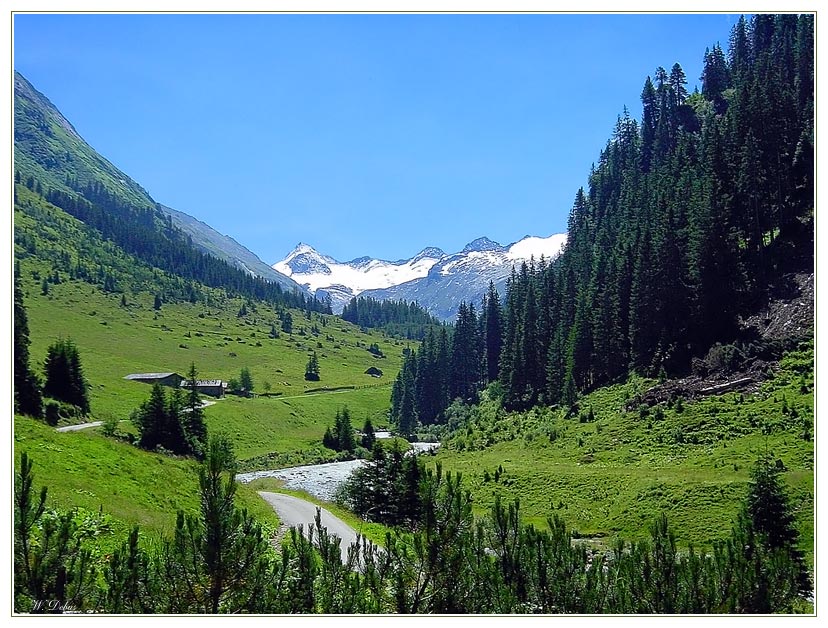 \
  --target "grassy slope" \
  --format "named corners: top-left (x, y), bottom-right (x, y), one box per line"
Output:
top-left (14, 195), bottom-right (406, 532)
top-left (18, 248), bottom-right (403, 455)
top-left (14, 415), bottom-right (280, 536)
top-left (431, 344), bottom-right (814, 565)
